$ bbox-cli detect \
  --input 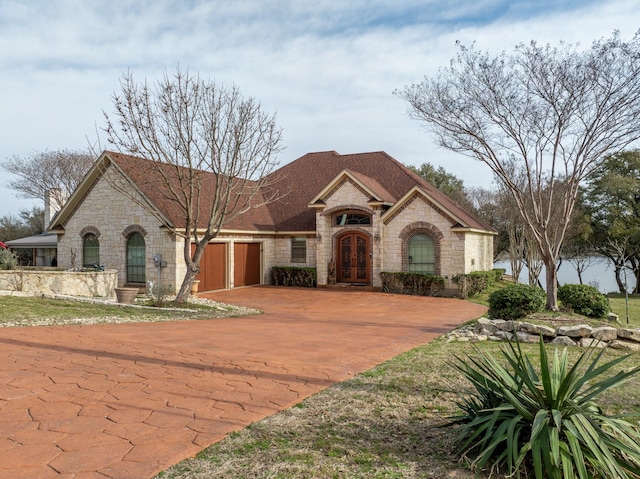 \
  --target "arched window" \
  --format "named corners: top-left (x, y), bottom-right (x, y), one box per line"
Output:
top-left (408, 233), bottom-right (435, 274)
top-left (126, 232), bottom-right (146, 283)
top-left (83, 233), bottom-right (99, 267)
top-left (334, 213), bottom-right (371, 226)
